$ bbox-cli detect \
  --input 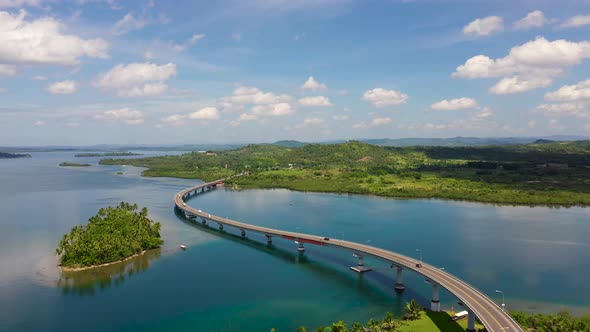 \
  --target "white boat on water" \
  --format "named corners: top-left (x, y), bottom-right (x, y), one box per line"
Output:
top-left (179, 245), bottom-right (187, 250)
